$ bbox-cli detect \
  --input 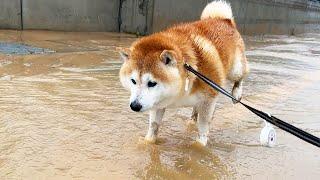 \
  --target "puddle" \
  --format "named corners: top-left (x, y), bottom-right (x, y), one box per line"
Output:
top-left (0, 30), bottom-right (319, 179)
